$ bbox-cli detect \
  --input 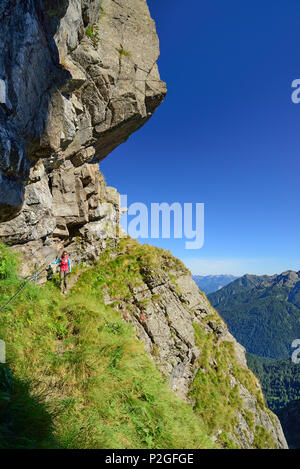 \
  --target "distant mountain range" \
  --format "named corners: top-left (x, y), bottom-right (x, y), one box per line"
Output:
top-left (208, 271), bottom-right (300, 449)
top-left (192, 274), bottom-right (239, 294)
top-left (208, 271), bottom-right (300, 359)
